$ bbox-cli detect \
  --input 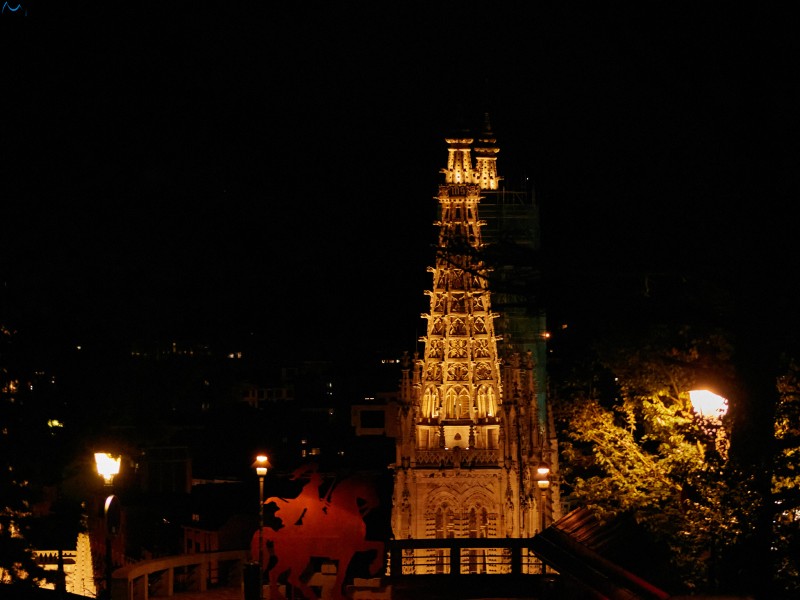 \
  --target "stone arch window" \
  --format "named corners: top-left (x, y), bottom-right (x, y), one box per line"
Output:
top-left (466, 506), bottom-right (490, 572)
top-left (477, 385), bottom-right (489, 417)
top-left (427, 501), bottom-right (456, 574)
top-left (466, 502), bottom-right (494, 536)
top-left (444, 388), bottom-right (458, 418)
top-left (468, 508), bottom-right (479, 537)
top-left (443, 388), bottom-right (458, 418)
top-left (423, 386), bottom-right (440, 418)
top-left (435, 504), bottom-right (455, 539)
top-left (443, 386), bottom-right (470, 418)
top-left (487, 387), bottom-right (497, 417)
top-left (458, 387), bottom-right (470, 418)
top-left (478, 507), bottom-right (489, 537)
